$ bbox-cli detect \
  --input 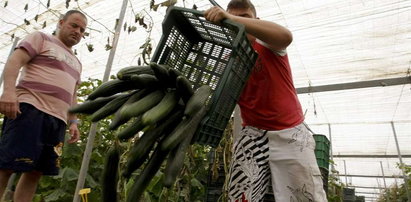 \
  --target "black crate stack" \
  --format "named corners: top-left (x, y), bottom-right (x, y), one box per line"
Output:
top-left (343, 188), bottom-right (356, 202)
